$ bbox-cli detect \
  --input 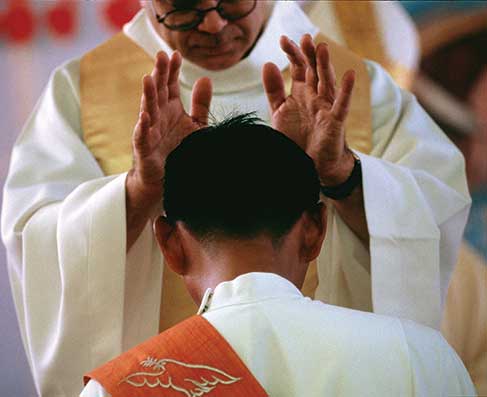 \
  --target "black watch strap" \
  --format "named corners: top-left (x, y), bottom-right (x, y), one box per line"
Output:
top-left (320, 153), bottom-right (362, 200)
